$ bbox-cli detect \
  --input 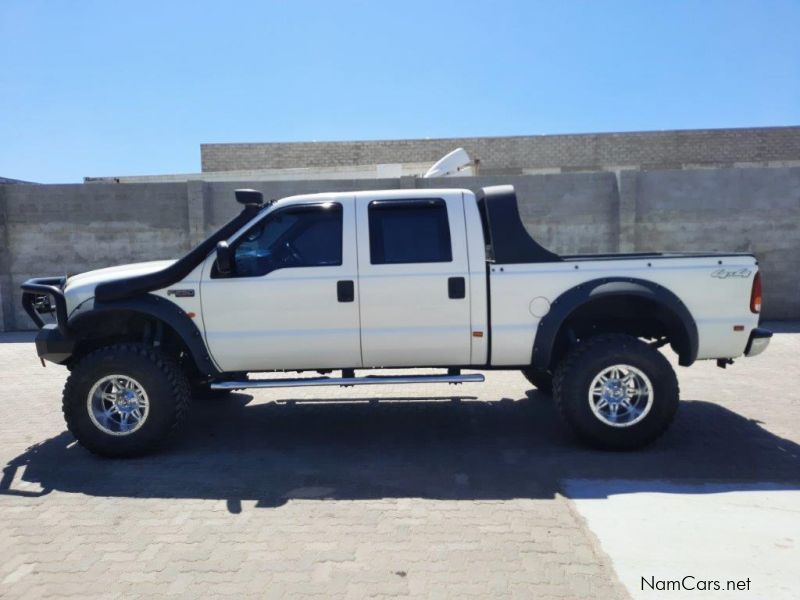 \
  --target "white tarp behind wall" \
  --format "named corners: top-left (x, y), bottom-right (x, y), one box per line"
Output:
top-left (423, 148), bottom-right (476, 178)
